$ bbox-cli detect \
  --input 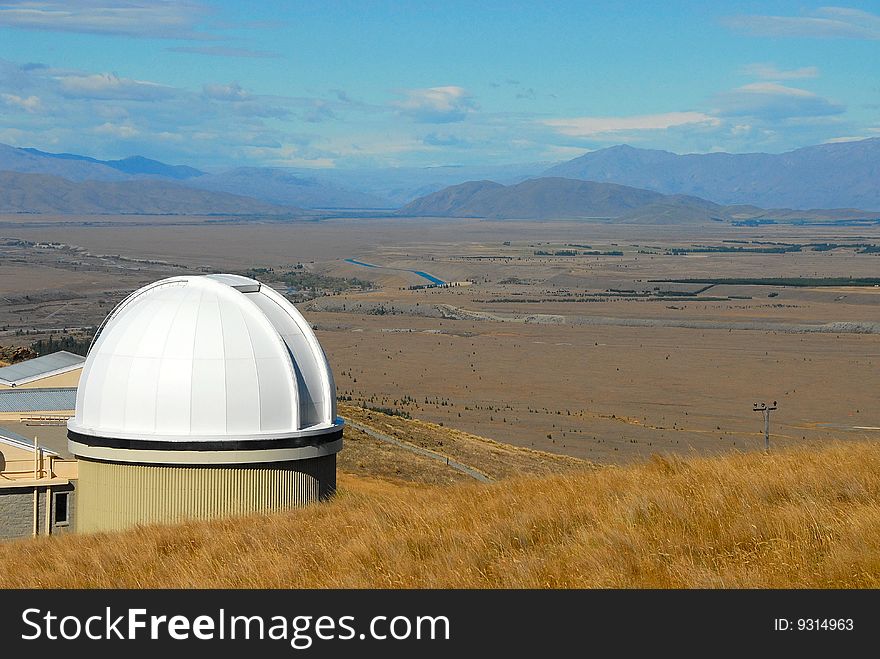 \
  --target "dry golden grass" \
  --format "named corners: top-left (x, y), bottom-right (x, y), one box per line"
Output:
top-left (3, 441), bottom-right (880, 588)
top-left (337, 405), bottom-right (586, 486)
top-left (337, 423), bottom-right (473, 485)
top-left (340, 403), bottom-right (586, 479)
